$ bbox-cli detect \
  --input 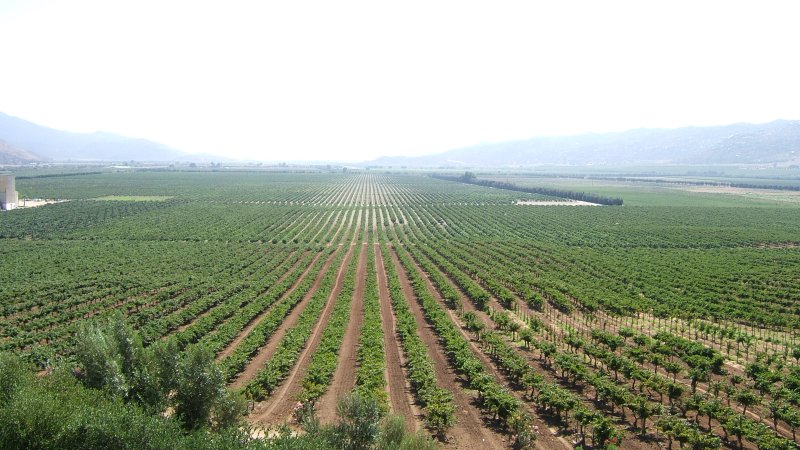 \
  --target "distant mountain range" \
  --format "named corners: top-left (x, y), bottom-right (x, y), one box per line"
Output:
top-left (4, 111), bottom-right (800, 166)
top-left (369, 120), bottom-right (800, 167)
top-left (0, 138), bottom-right (43, 164)
top-left (0, 112), bottom-right (195, 163)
